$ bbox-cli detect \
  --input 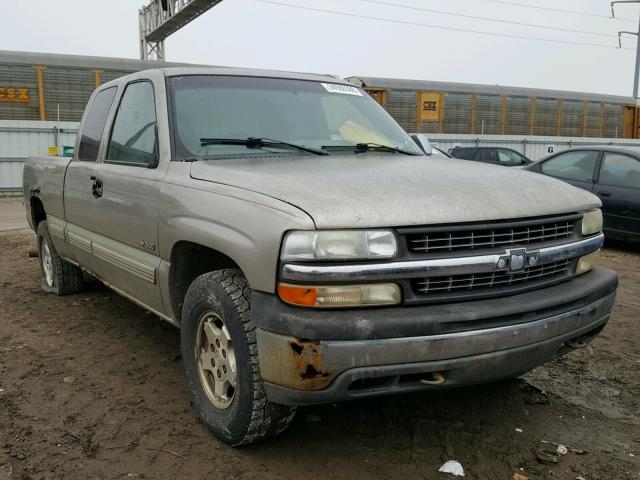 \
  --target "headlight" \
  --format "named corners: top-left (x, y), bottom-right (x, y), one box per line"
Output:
top-left (576, 250), bottom-right (600, 275)
top-left (278, 282), bottom-right (401, 308)
top-left (582, 209), bottom-right (603, 236)
top-left (281, 230), bottom-right (398, 261)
